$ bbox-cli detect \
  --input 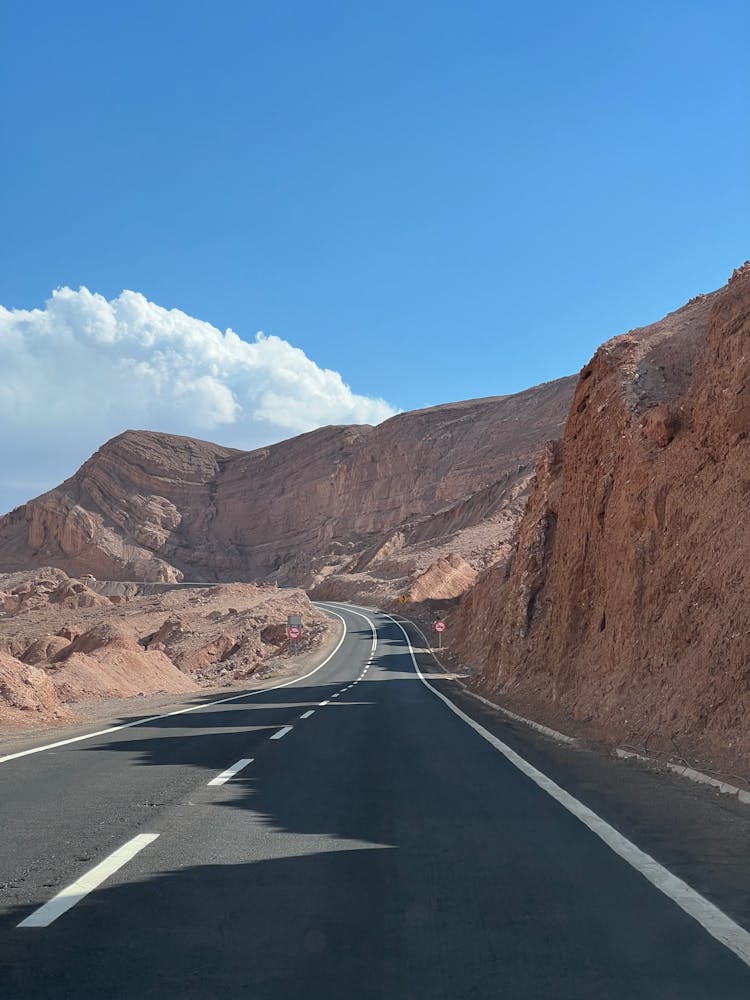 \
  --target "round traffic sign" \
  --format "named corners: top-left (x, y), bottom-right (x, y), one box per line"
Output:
top-left (434, 620), bottom-right (446, 633)
top-left (287, 626), bottom-right (302, 639)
